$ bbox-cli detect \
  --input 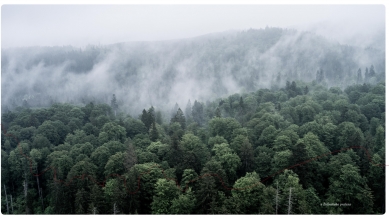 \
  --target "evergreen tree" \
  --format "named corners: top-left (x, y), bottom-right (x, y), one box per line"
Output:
top-left (185, 100), bottom-right (192, 119)
top-left (304, 86), bottom-right (309, 95)
top-left (150, 121), bottom-right (159, 141)
top-left (171, 108), bottom-right (186, 129)
top-left (192, 100), bottom-right (204, 126)
top-left (111, 94), bottom-right (118, 116)
top-left (369, 65), bottom-right (375, 77)
top-left (215, 107), bottom-right (221, 118)
top-left (357, 68), bottom-right (362, 84)
top-left (364, 67), bottom-right (369, 82)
